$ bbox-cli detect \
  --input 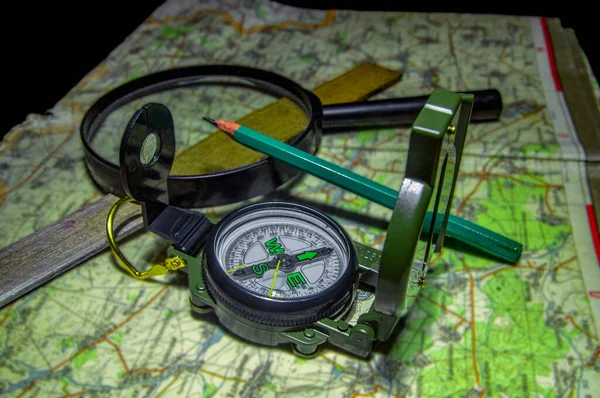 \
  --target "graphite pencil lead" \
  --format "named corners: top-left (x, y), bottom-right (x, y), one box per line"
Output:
top-left (202, 117), bottom-right (217, 127)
